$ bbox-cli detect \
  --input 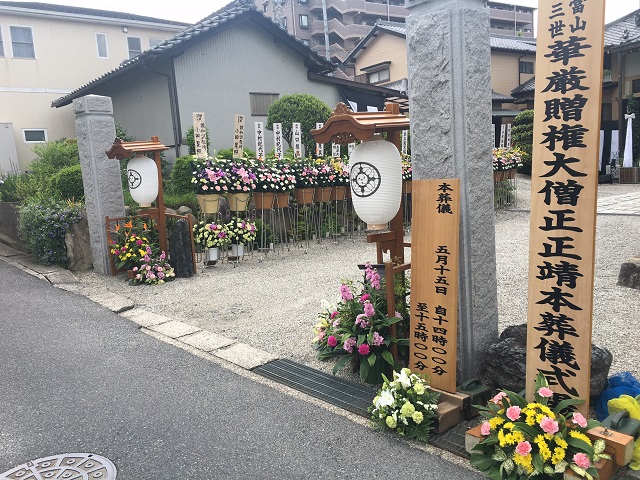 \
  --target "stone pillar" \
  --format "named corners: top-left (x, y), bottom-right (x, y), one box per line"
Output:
top-left (407, 0), bottom-right (498, 380)
top-left (74, 95), bottom-right (125, 275)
